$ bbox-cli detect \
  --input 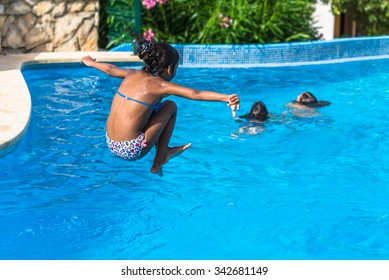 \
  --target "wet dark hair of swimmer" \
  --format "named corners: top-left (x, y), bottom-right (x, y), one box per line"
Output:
top-left (295, 91), bottom-right (331, 107)
top-left (137, 39), bottom-right (179, 76)
top-left (240, 101), bottom-right (269, 122)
